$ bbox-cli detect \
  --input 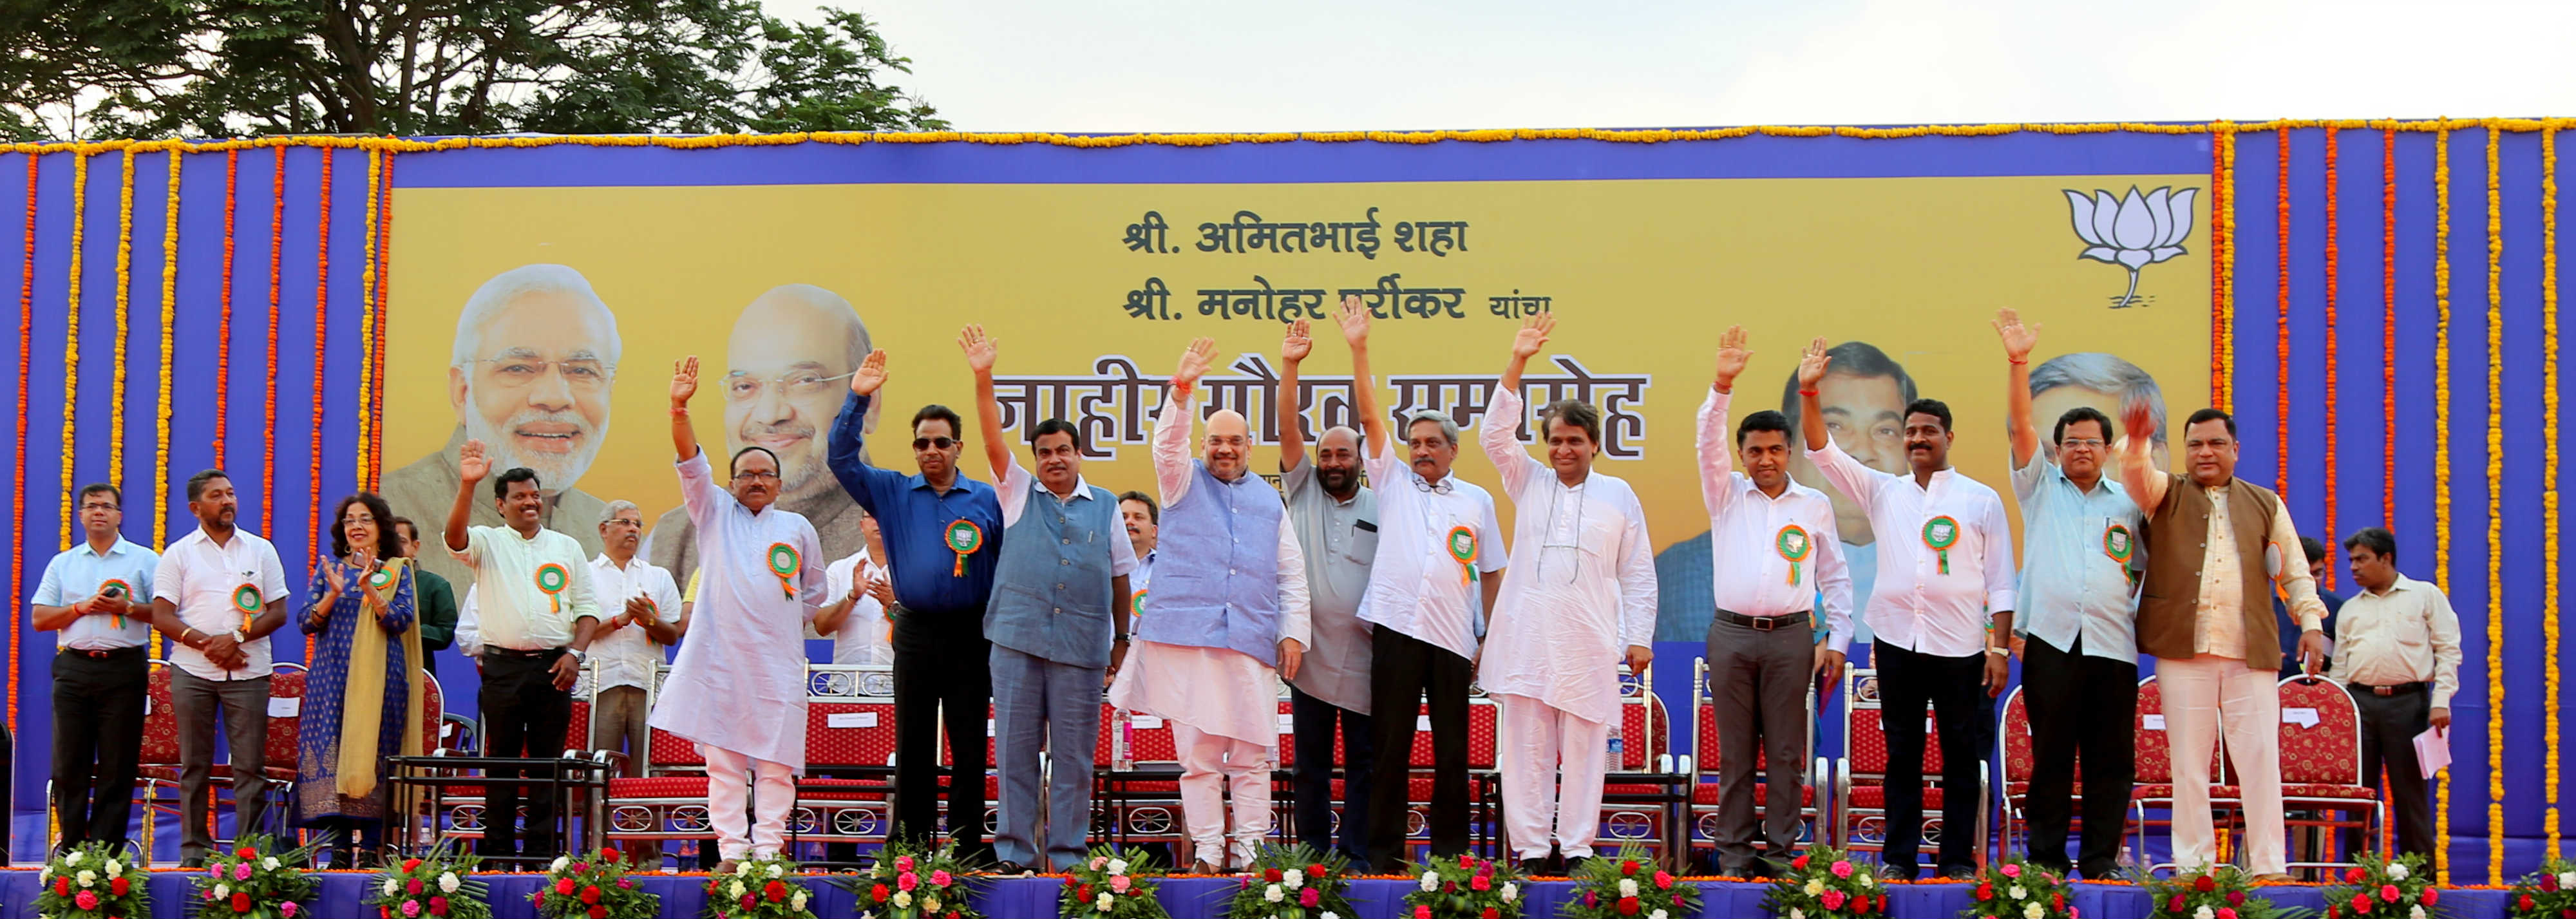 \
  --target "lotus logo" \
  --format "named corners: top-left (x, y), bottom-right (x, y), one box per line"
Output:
top-left (2065, 185), bottom-right (2199, 308)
